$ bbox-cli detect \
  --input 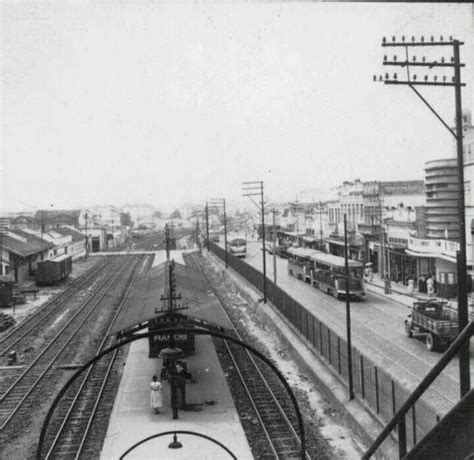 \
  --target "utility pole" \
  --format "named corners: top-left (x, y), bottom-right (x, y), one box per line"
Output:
top-left (242, 181), bottom-right (266, 303)
top-left (272, 208), bottom-right (277, 285)
top-left (344, 214), bottom-right (354, 400)
top-left (379, 184), bottom-right (391, 294)
top-left (85, 212), bottom-right (89, 258)
top-left (319, 201), bottom-right (324, 250)
top-left (375, 34), bottom-right (469, 396)
top-left (205, 202), bottom-right (210, 251)
top-left (165, 223), bottom-right (170, 262)
top-left (210, 199), bottom-right (227, 268)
